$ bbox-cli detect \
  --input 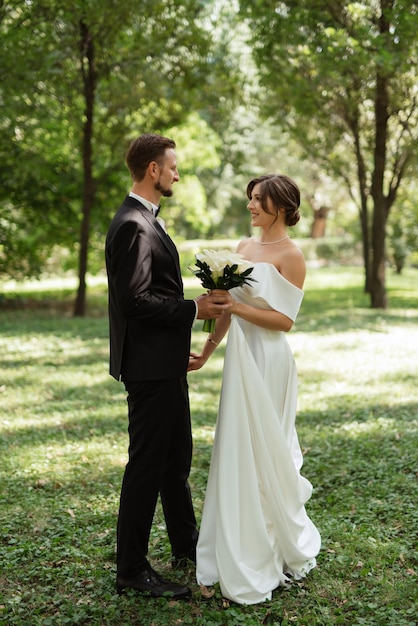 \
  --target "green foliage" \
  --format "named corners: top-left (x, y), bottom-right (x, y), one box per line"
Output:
top-left (0, 0), bottom-right (243, 281)
top-left (0, 267), bottom-right (417, 624)
top-left (238, 0), bottom-right (418, 305)
top-left (314, 236), bottom-right (362, 265)
top-left (386, 186), bottom-right (418, 272)
top-left (161, 113), bottom-right (223, 237)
